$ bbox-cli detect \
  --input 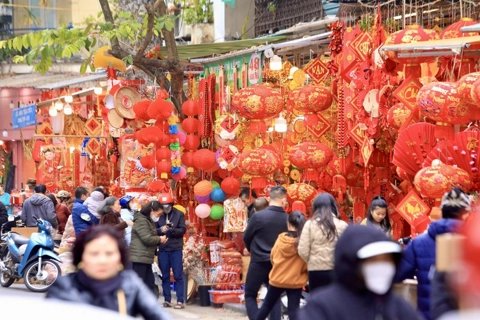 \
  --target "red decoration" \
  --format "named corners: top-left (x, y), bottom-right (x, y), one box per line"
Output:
top-left (182, 118), bottom-right (200, 134)
top-left (157, 161), bottom-right (172, 179)
top-left (182, 151), bottom-right (195, 167)
top-left (182, 100), bottom-right (199, 116)
top-left (156, 148), bottom-right (171, 161)
top-left (304, 113), bottom-right (332, 140)
top-left (304, 58), bottom-right (329, 84)
top-left (387, 103), bottom-right (414, 129)
top-left (135, 126), bottom-right (163, 145)
top-left (184, 134), bottom-right (200, 150)
top-left (221, 177), bottom-right (240, 195)
top-left (140, 155), bottom-right (155, 169)
top-left (393, 76), bottom-right (423, 111)
top-left (133, 99), bottom-right (151, 121)
top-left (231, 85), bottom-right (284, 133)
top-left (148, 180), bottom-right (165, 192)
top-left (441, 18), bottom-right (479, 39)
top-left (289, 142), bottom-right (333, 181)
top-left (458, 72), bottom-right (480, 105)
top-left (147, 99), bottom-right (174, 120)
top-left (288, 85), bottom-right (332, 113)
top-left (237, 149), bottom-right (280, 190)
top-left (194, 149), bottom-right (216, 171)
top-left (395, 189), bottom-right (430, 230)
top-left (287, 183), bottom-right (317, 209)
